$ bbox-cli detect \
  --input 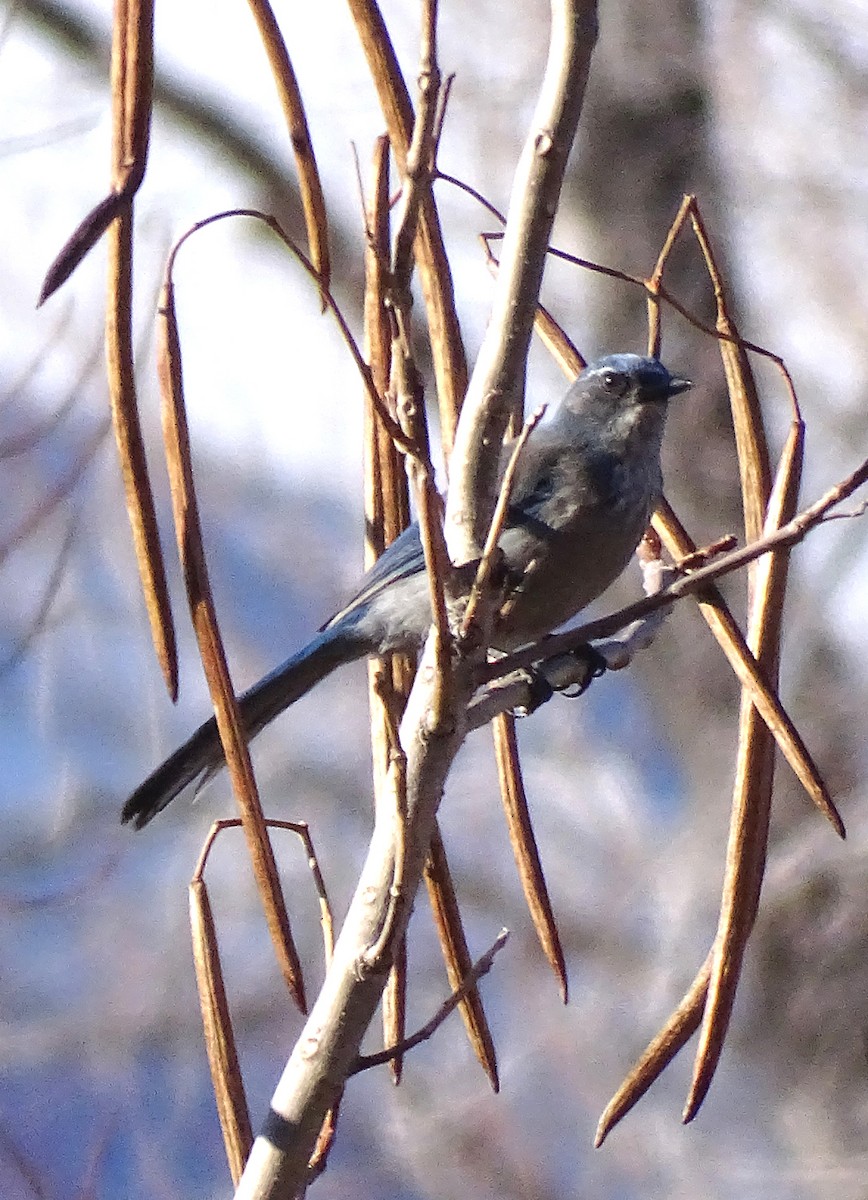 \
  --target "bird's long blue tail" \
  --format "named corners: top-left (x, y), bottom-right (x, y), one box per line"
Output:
top-left (121, 625), bottom-right (367, 829)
